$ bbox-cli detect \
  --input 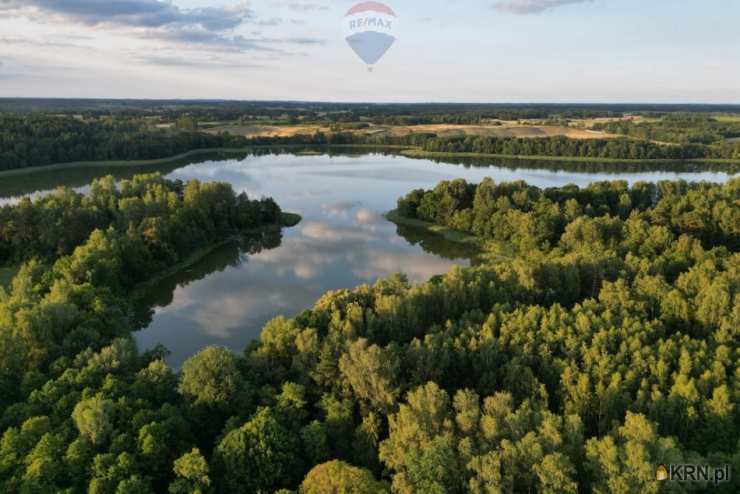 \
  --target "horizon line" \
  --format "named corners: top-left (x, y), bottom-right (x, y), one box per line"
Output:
top-left (0, 97), bottom-right (739, 107)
